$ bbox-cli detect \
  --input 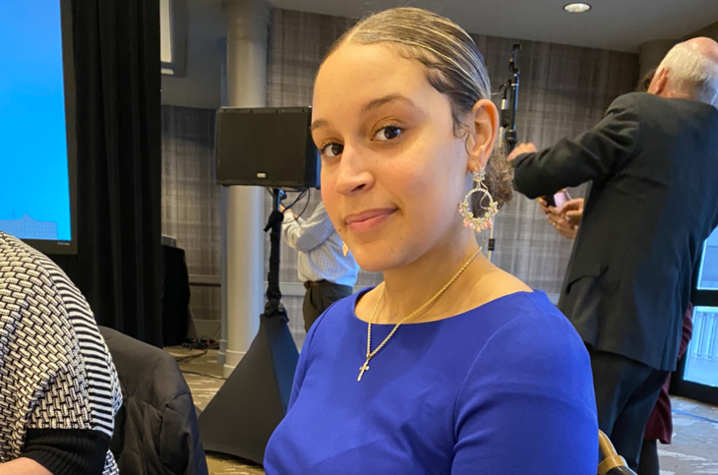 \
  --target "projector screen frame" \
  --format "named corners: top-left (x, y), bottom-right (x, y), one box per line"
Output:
top-left (23, 0), bottom-right (78, 255)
